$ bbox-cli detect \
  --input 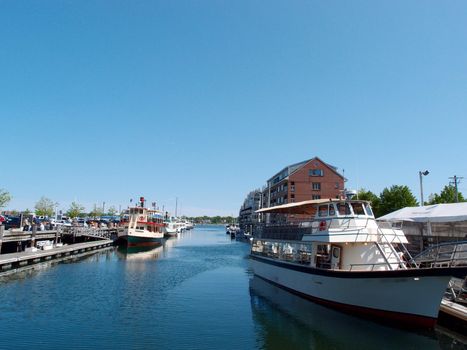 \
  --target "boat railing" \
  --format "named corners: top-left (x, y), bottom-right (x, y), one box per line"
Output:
top-left (259, 217), bottom-right (396, 243)
top-left (412, 241), bottom-right (467, 268)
